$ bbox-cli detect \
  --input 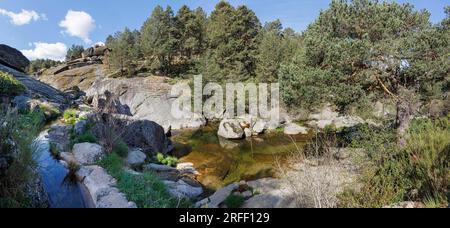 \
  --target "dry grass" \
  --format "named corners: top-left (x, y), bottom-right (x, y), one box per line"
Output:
top-left (276, 131), bottom-right (357, 208)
